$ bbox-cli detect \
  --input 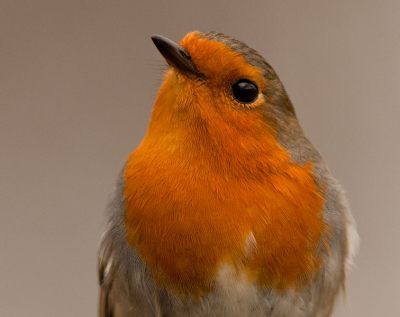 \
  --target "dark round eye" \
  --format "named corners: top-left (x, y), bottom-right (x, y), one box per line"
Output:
top-left (231, 79), bottom-right (259, 104)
